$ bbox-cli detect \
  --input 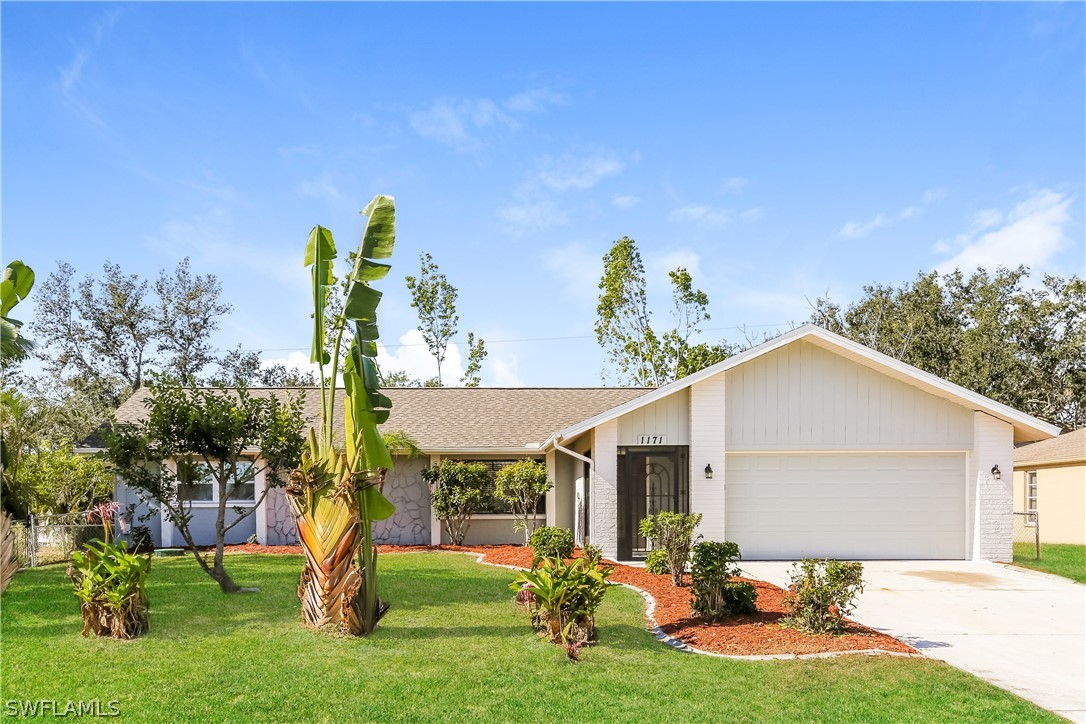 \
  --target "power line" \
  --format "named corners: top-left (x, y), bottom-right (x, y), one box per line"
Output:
top-left (217, 322), bottom-right (794, 354)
